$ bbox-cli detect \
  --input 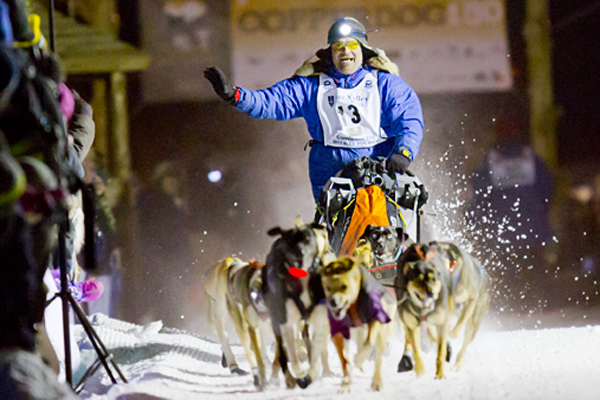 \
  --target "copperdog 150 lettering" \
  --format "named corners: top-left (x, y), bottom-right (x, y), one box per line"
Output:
top-left (236, 1), bottom-right (505, 33)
